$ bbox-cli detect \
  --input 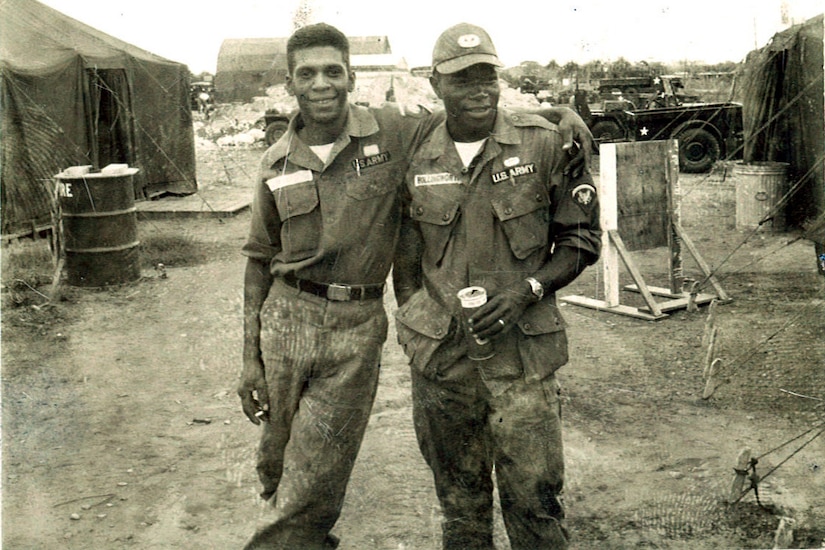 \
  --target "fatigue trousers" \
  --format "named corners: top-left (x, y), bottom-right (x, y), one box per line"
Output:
top-left (244, 279), bottom-right (387, 550)
top-left (411, 334), bottom-right (569, 550)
